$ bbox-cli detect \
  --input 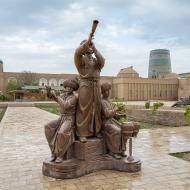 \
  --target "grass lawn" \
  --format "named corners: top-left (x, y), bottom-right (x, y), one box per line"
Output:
top-left (0, 108), bottom-right (6, 122)
top-left (35, 103), bottom-right (60, 115)
top-left (169, 151), bottom-right (190, 162)
top-left (139, 122), bottom-right (165, 129)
